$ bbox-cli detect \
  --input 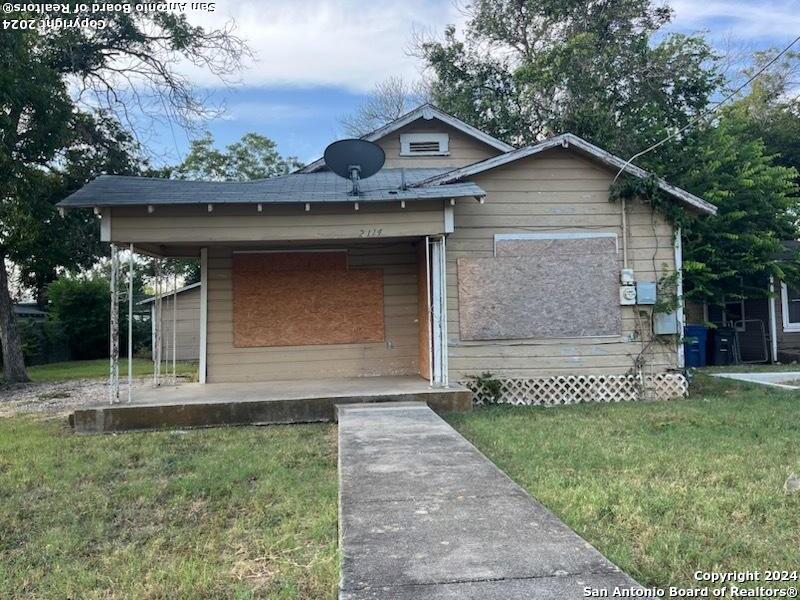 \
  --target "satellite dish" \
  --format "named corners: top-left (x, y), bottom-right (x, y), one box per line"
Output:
top-left (324, 139), bottom-right (385, 195)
